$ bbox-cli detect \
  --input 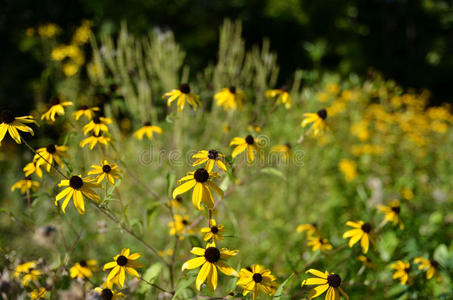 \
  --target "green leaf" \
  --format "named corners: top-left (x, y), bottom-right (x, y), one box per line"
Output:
top-left (273, 272), bottom-right (294, 298)
top-left (260, 167), bottom-right (286, 180)
top-left (138, 263), bottom-right (163, 294)
top-left (172, 275), bottom-right (196, 300)
top-left (433, 244), bottom-right (449, 267)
